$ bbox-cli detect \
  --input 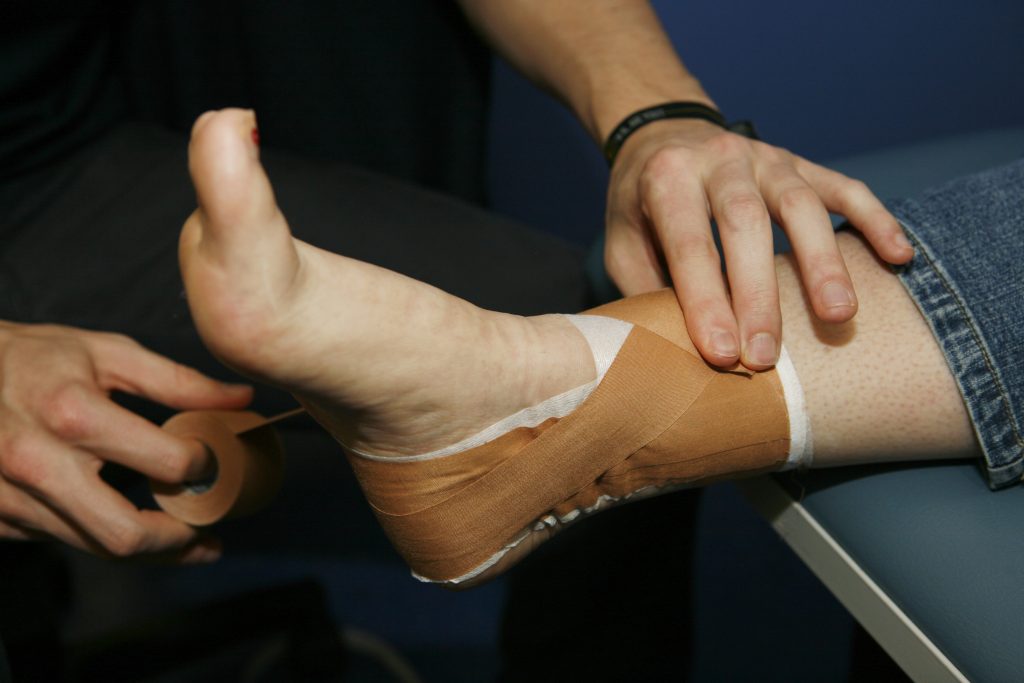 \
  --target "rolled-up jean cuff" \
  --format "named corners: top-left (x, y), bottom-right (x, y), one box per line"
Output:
top-left (887, 203), bottom-right (1024, 489)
